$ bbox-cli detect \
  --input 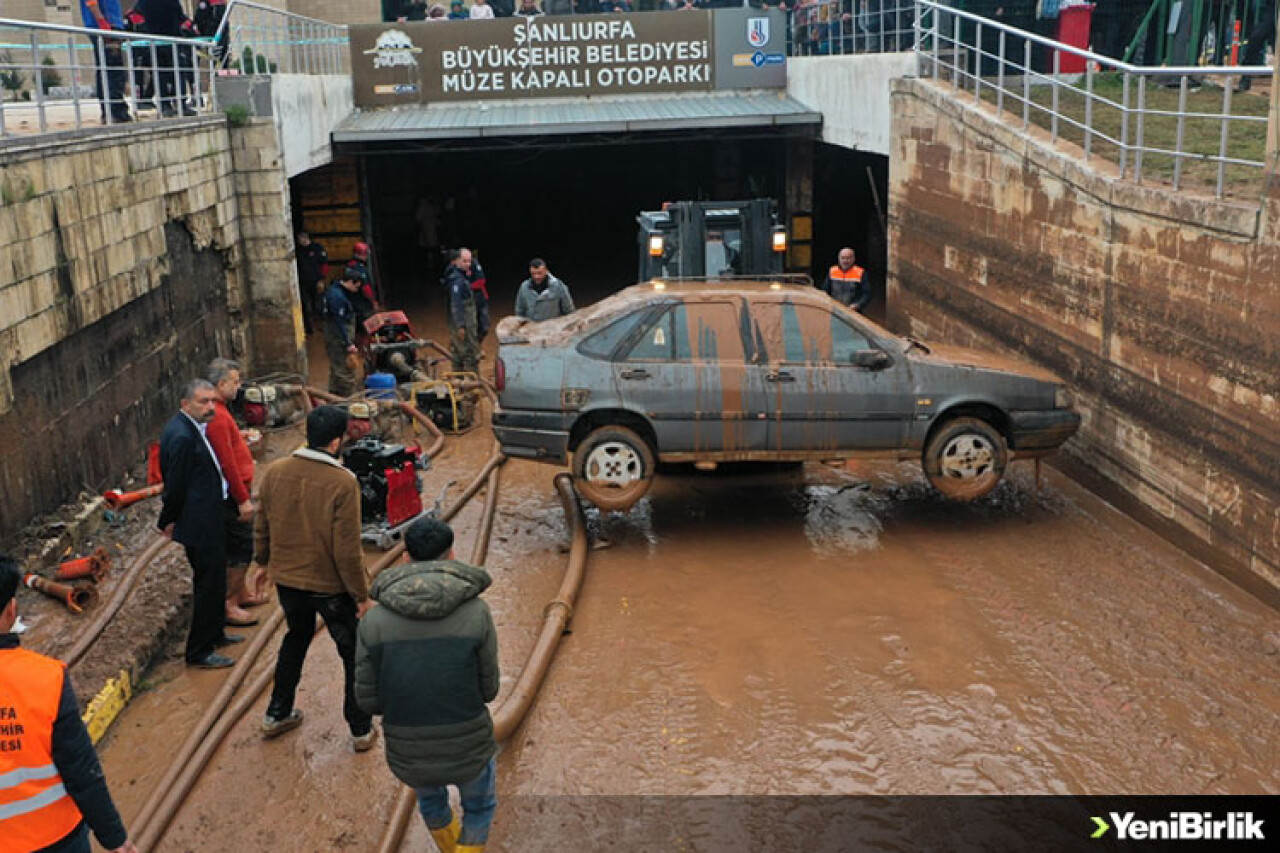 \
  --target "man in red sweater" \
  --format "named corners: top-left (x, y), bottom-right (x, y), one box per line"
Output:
top-left (206, 358), bottom-right (265, 626)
